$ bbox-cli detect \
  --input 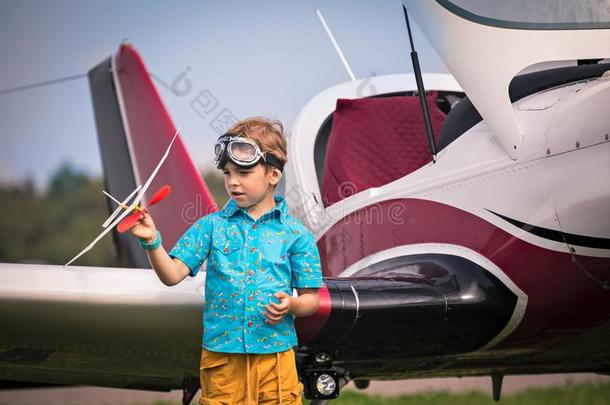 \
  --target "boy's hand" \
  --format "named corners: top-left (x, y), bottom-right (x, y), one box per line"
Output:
top-left (264, 291), bottom-right (292, 325)
top-left (128, 211), bottom-right (158, 243)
